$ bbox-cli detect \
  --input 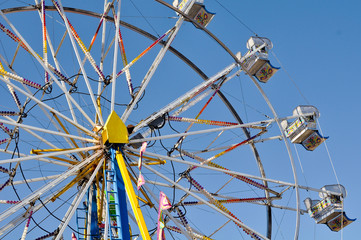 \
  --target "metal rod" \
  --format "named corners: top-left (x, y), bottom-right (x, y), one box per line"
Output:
top-left (110, 0), bottom-right (121, 112)
top-left (3, 115), bottom-right (79, 161)
top-left (55, 158), bottom-right (104, 239)
top-left (142, 163), bottom-right (269, 240)
top-left (12, 173), bottom-right (76, 185)
top-left (0, 75), bottom-right (98, 138)
top-left (0, 9), bottom-right (96, 127)
top-left (0, 146), bottom-right (100, 165)
top-left (120, 1), bottom-right (198, 123)
top-left (131, 62), bottom-right (237, 133)
top-left (53, 0), bottom-right (104, 125)
top-left (0, 149), bottom-right (71, 167)
top-left (0, 118), bottom-right (98, 143)
top-left (0, 150), bottom-right (102, 222)
top-left (125, 147), bottom-right (342, 197)
top-left (248, 75), bottom-right (301, 240)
